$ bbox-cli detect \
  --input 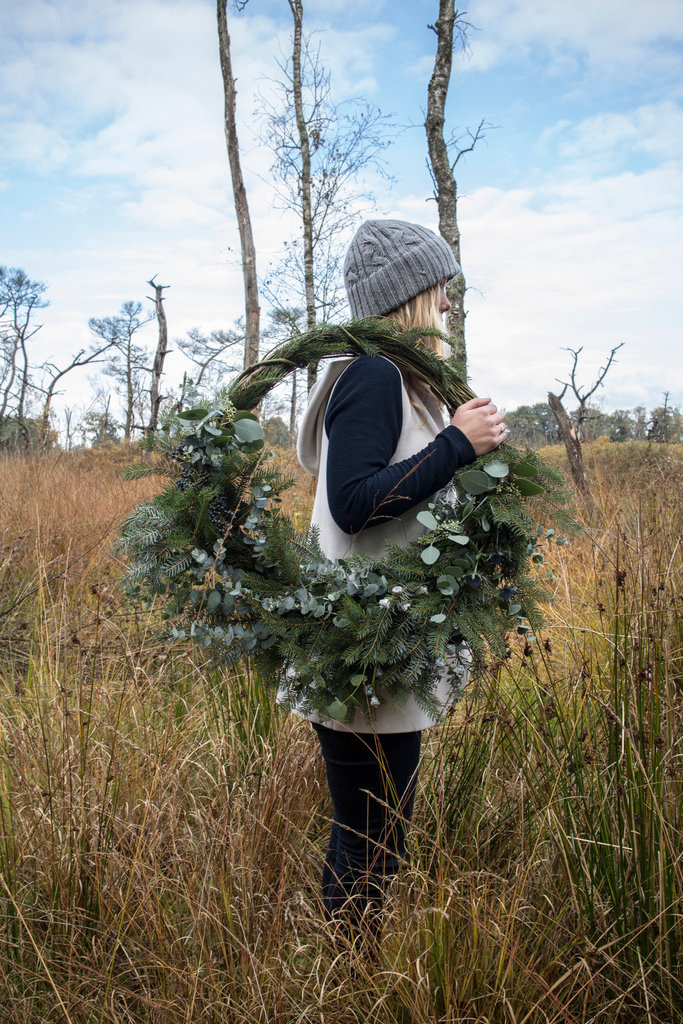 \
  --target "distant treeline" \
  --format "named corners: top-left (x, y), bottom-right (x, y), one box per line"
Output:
top-left (504, 400), bottom-right (682, 450)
